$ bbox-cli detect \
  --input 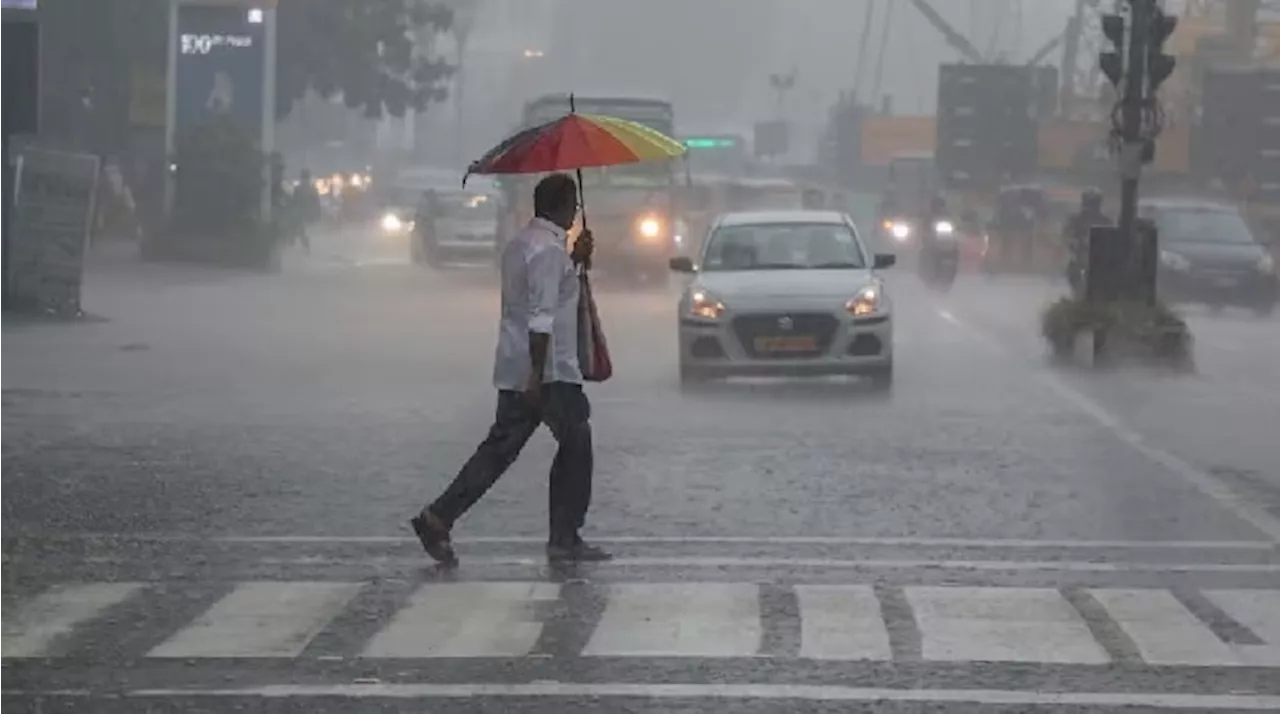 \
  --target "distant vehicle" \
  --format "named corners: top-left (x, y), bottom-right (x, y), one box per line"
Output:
top-left (417, 181), bottom-right (501, 268)
top-left (877, 153), bottom-right (943, 245)
top-left (1142, 199), bottom-right (1277, 316)
top-left (668, 210), bottom-right (897, 389)
top-left (378, 167), bottom-right (461, 239)
top-left (497, 94), bottom-right (682, 285)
